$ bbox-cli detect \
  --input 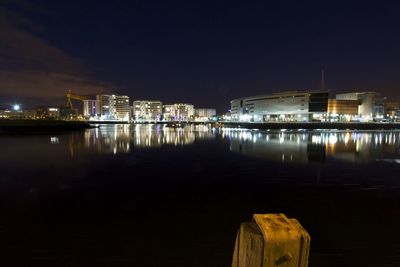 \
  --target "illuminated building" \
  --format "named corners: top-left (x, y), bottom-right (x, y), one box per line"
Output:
top-left (0, 109), bottom-right (22, 119)
top-left (327, 99), bottom-right (359, 121)
top-left (336, 92), bottom-right (386, 121)
top-left (22, 109), bottom-right (37, 119)
top-left (36, 106), bottom-right (60, 120)
top-left (114, 95), bottom-right (130, 121)
top-left (385, 101), bottom-right (400, 121)
top-left (0, 104), bottom-right (35, 119)
top-left (95, 94), bottom-right (130, 121)
top-left (83, 100), bottom-right (98, 117)
top-left (230, 90), bottom-right (328, 122)
top-left (163, 103), bottom-right (194, 121)
top-left (194, 108), bottom-right (216, 121)
top-left (163, 105), bottom-right (173, 121)
top-left (174, 103), bottom-right (194, 121)
top-left (96, 95), bottom-right (113, 118)
top-left (132, 100), bottom-right (163, 122)
top-left (0, 103), bottom-right (41, 120)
